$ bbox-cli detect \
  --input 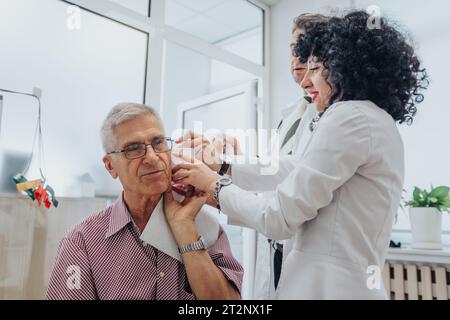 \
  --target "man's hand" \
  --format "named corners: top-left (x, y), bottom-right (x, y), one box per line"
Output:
top-left (163, 189), bottom-right (207, 246)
